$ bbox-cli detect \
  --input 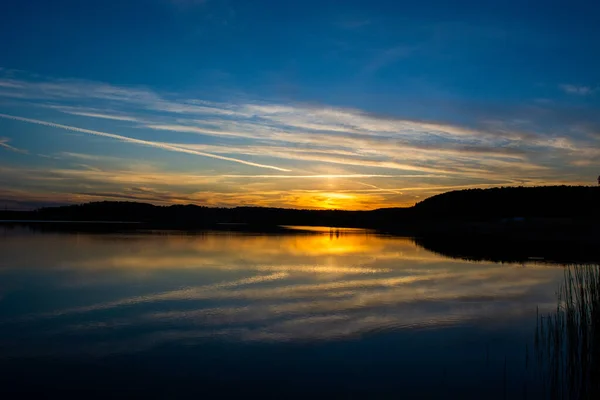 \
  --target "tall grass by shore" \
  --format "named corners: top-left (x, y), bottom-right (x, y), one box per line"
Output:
top-left (535, 265), bottom-right (600, 399)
